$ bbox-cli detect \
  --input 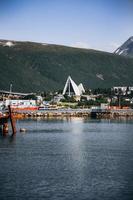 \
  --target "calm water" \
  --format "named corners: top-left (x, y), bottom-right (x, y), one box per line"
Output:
top-left (0, 118), bottom-right (133, 200)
